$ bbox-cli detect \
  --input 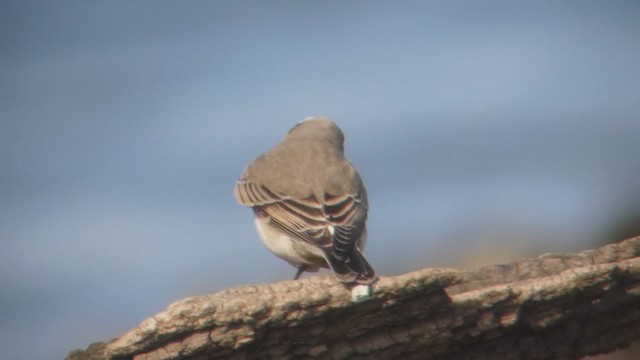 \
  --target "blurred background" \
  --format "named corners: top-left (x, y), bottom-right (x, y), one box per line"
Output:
top-left (2, 1), bottom-right (640, 359)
